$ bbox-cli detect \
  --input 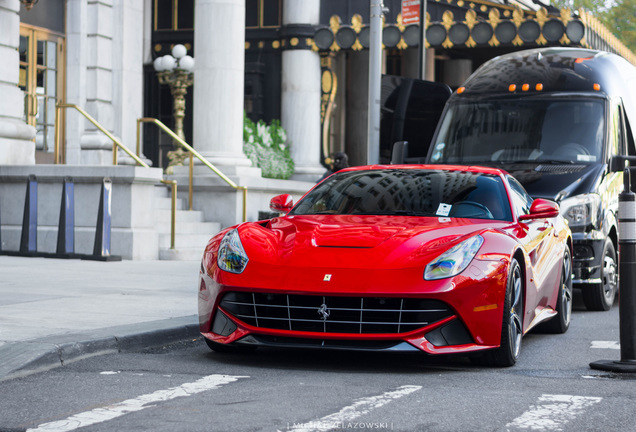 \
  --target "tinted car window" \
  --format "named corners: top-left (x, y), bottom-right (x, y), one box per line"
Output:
top-left (291, 169), bottom-right (513, 221)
